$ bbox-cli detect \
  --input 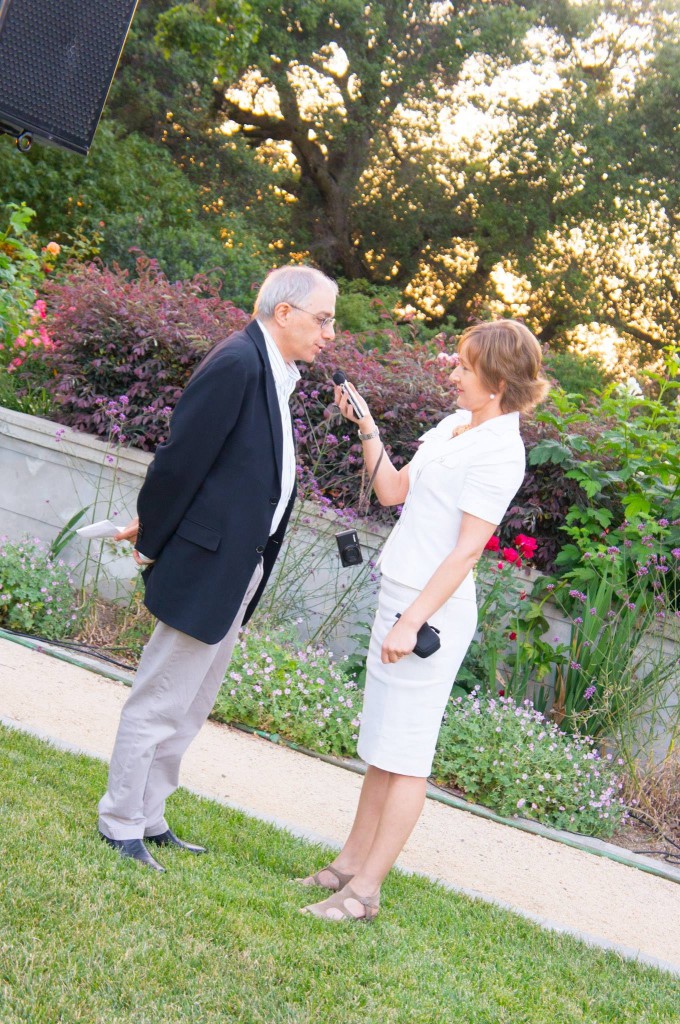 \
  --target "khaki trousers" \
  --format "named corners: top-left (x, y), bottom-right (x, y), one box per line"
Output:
top-left (98, 561), bottom-right (263, 840)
